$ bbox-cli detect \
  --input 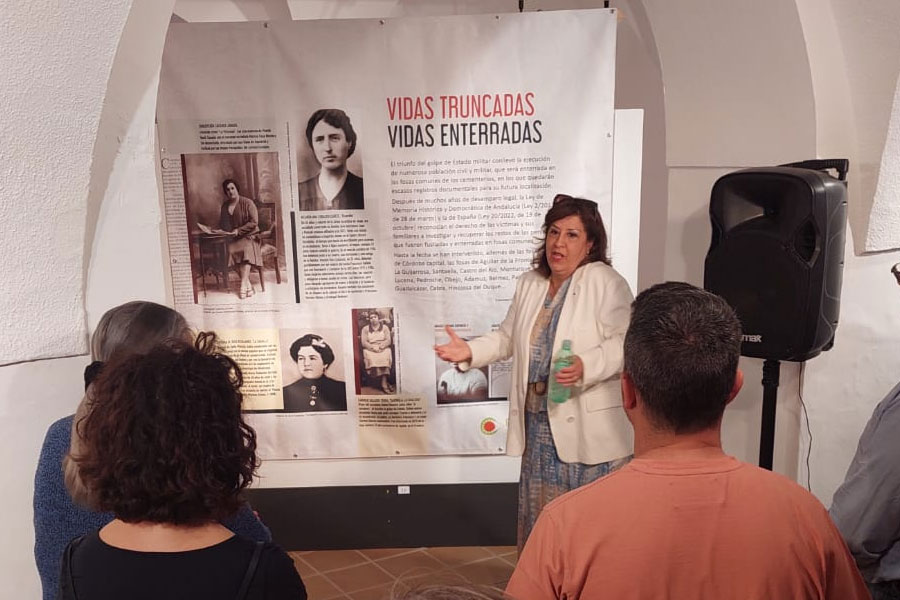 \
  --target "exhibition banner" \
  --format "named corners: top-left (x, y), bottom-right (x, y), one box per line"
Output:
top-left (156, 10), bottom-right (617, 459)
